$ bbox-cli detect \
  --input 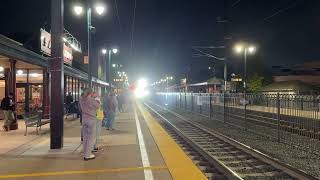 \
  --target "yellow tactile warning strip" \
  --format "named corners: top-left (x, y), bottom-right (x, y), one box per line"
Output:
top-left (0, 166), bottom-right (167, 179)
top-left (138, 104), bottom-right (208, 180)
